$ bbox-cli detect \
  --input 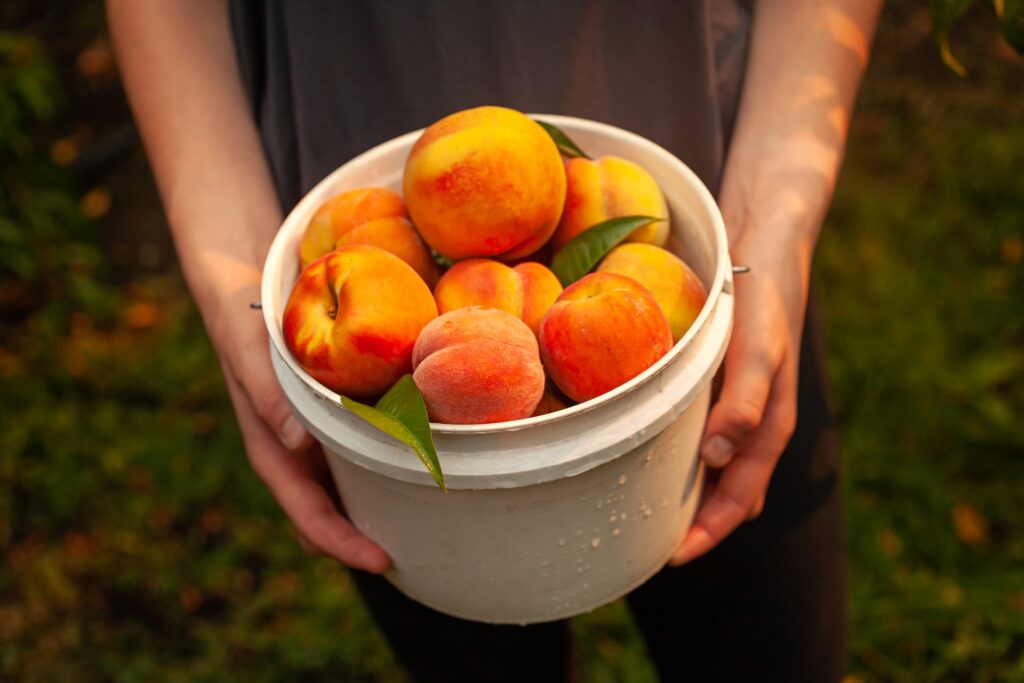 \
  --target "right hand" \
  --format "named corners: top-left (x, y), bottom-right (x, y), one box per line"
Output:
top-left (212, 284), bottom-right (391, 573)
top-left (106, 0), bottom-right (389, 574)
